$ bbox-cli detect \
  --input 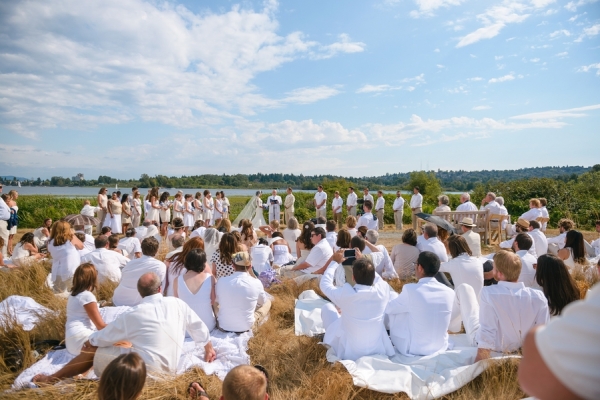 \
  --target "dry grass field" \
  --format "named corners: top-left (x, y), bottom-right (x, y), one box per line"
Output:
top-left (1, 224), bottom-right (598, 399)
